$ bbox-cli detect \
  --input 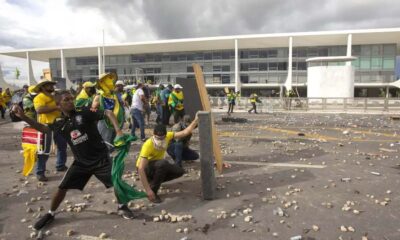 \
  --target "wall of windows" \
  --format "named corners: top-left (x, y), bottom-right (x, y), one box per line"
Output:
top-left (49, 44), bottom-right (397, 87)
